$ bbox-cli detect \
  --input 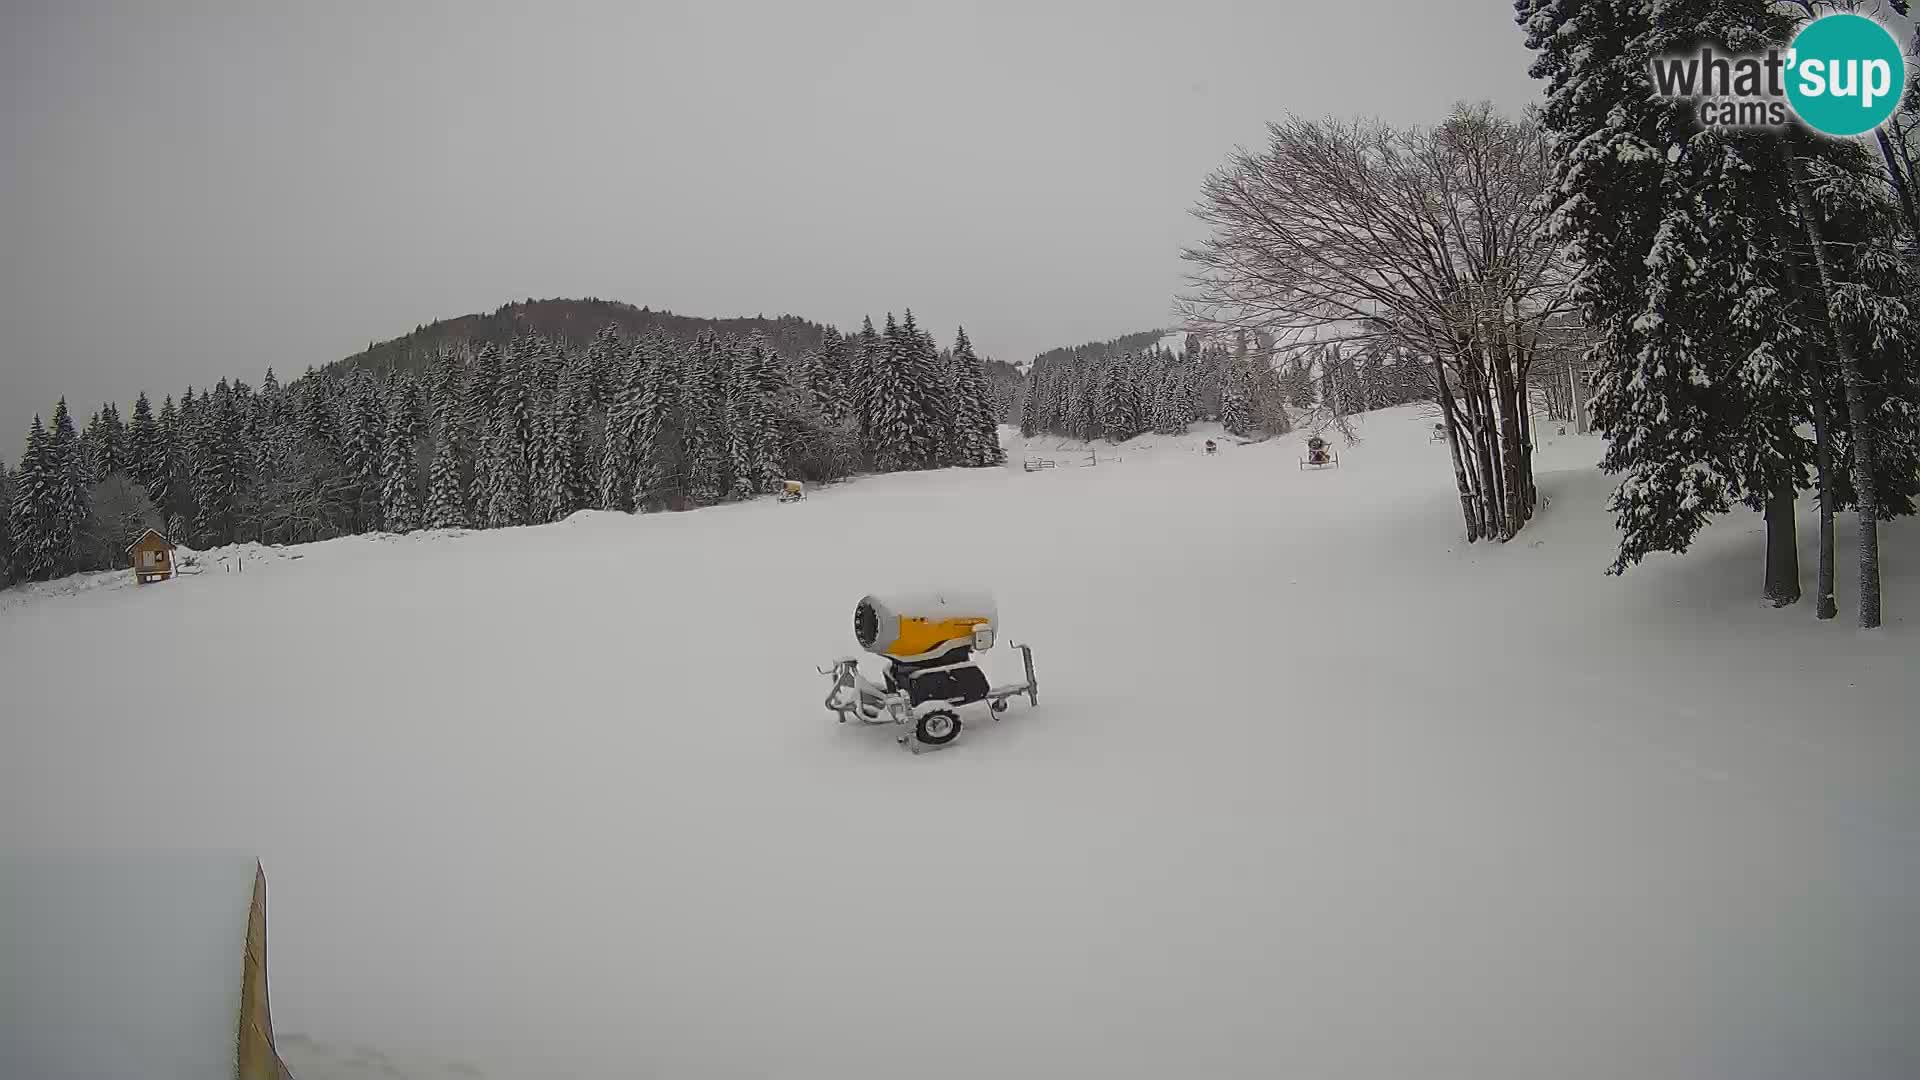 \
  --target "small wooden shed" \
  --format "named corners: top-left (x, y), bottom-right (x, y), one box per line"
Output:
top-left (128, 529), bottom-right (176, 584)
